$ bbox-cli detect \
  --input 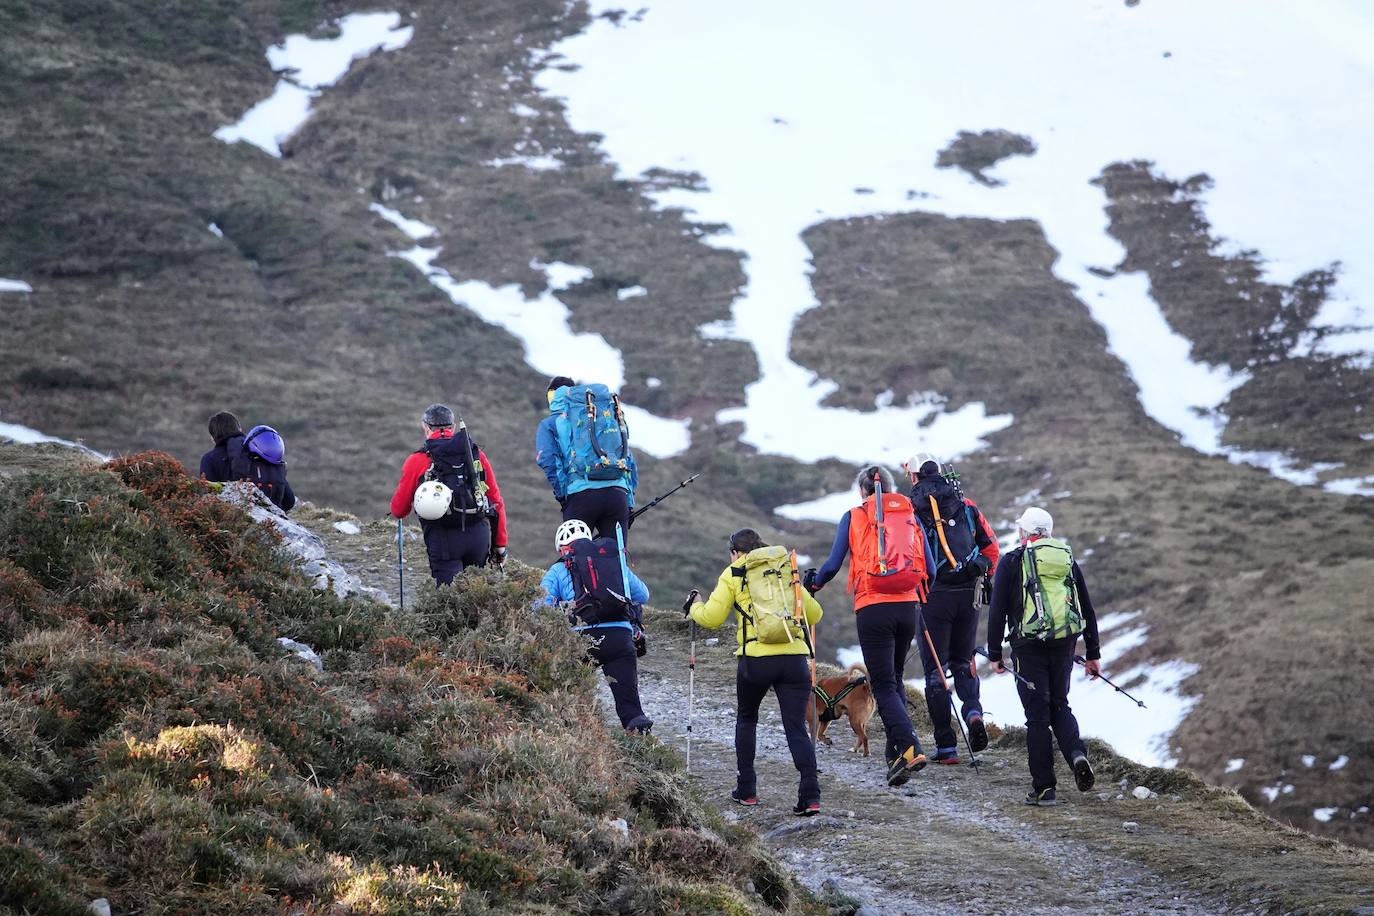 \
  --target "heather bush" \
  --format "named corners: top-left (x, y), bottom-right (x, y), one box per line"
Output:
top-left (0, 453), bottom-right (805, 913)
